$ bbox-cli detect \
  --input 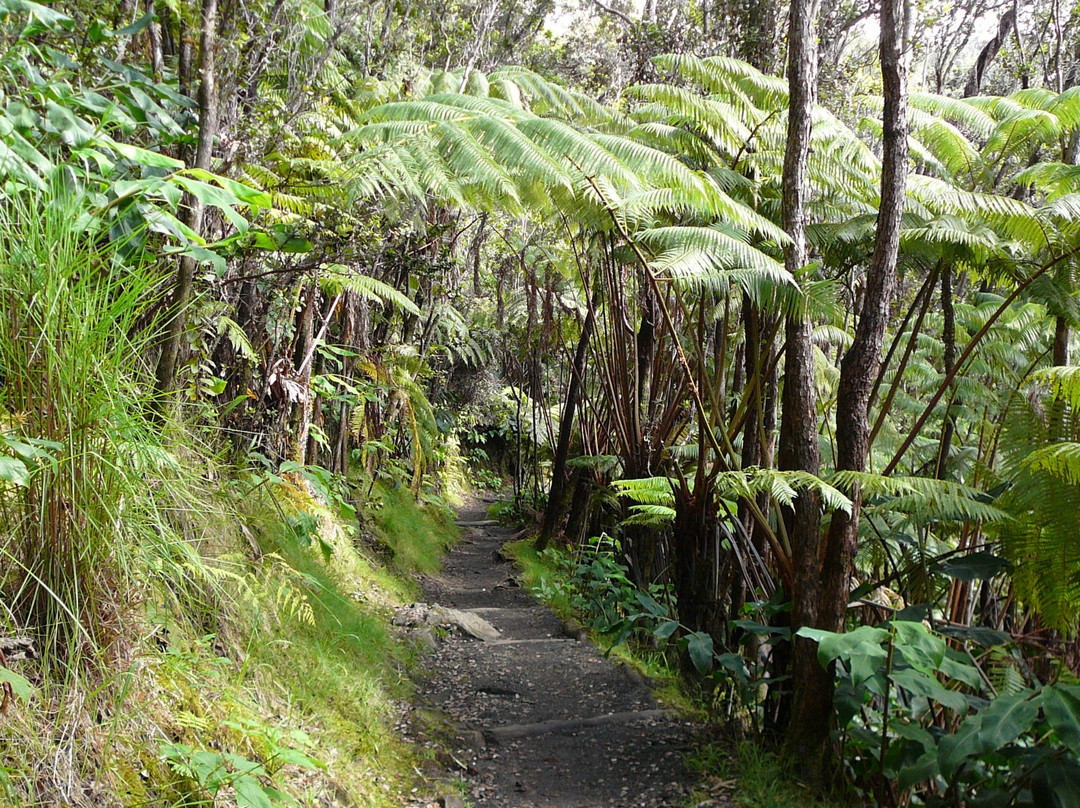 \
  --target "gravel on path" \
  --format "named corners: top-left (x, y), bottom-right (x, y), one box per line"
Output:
top-left (402, 501), bottom-right (703, 808)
